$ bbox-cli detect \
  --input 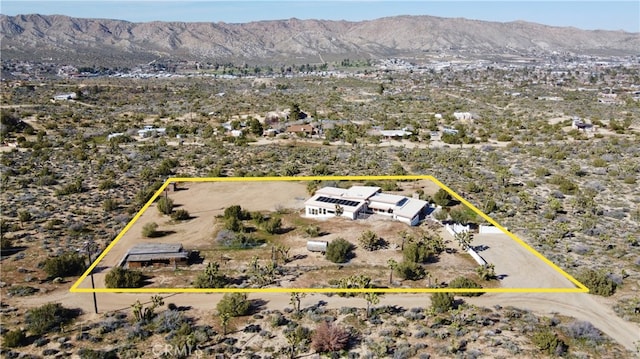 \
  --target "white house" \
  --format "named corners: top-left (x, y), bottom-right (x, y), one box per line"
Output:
top-left (138, 125), bottom-right (166, 138)
top-left (53, 92), bottom-right (77, 101)
top-left (304, 186), bottom-right (428, 226)
top-left (453, 112), bottom-right (473, 121)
